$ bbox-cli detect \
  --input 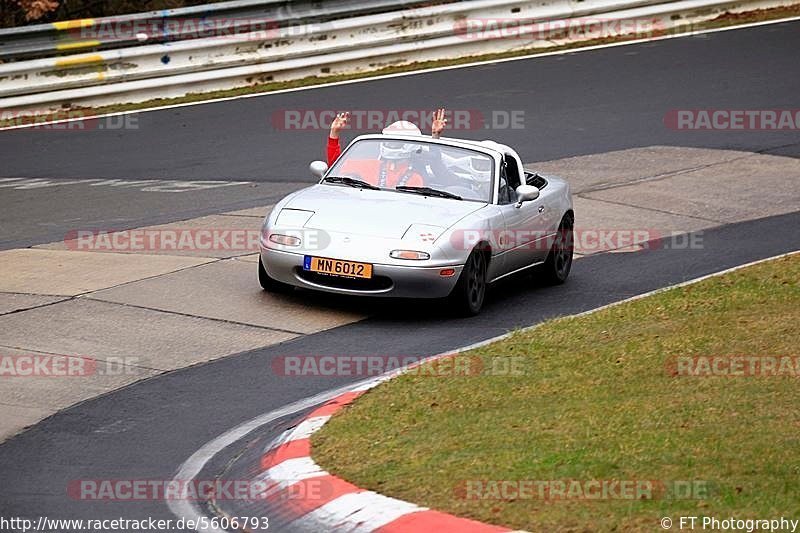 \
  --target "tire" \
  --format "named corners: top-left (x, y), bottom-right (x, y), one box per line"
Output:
top-left (258, 258), bottom-right (294, 293)
top-left (449, 249), bottom-right (488, 316)
top-left (540, 213), bottom-right (574, 285)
